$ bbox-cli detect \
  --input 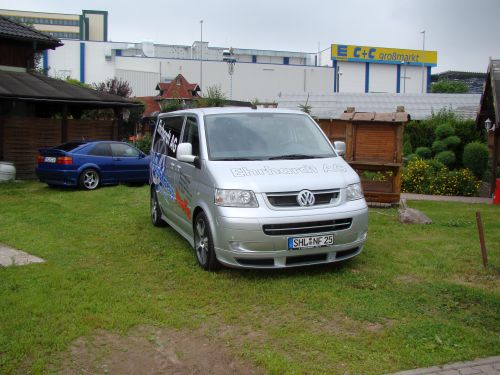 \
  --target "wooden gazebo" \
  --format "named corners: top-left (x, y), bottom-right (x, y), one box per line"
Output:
top-left (318, 108), bottom-right (409, 204)
top-left (0, 16), bottom-right (139, 179)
